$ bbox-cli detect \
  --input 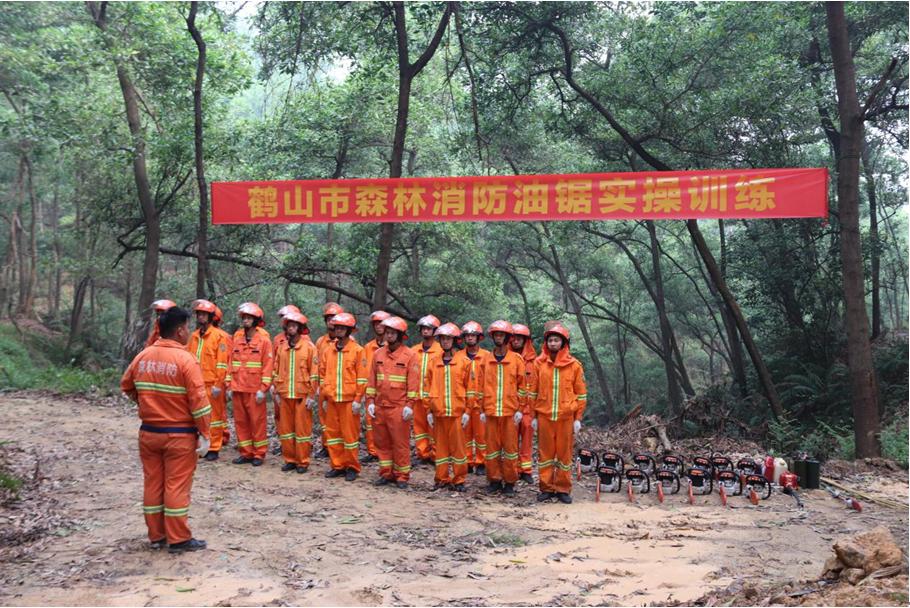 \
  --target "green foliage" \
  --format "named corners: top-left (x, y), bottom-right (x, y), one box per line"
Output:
top-left (880, 416), bottom-right (909, 467)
